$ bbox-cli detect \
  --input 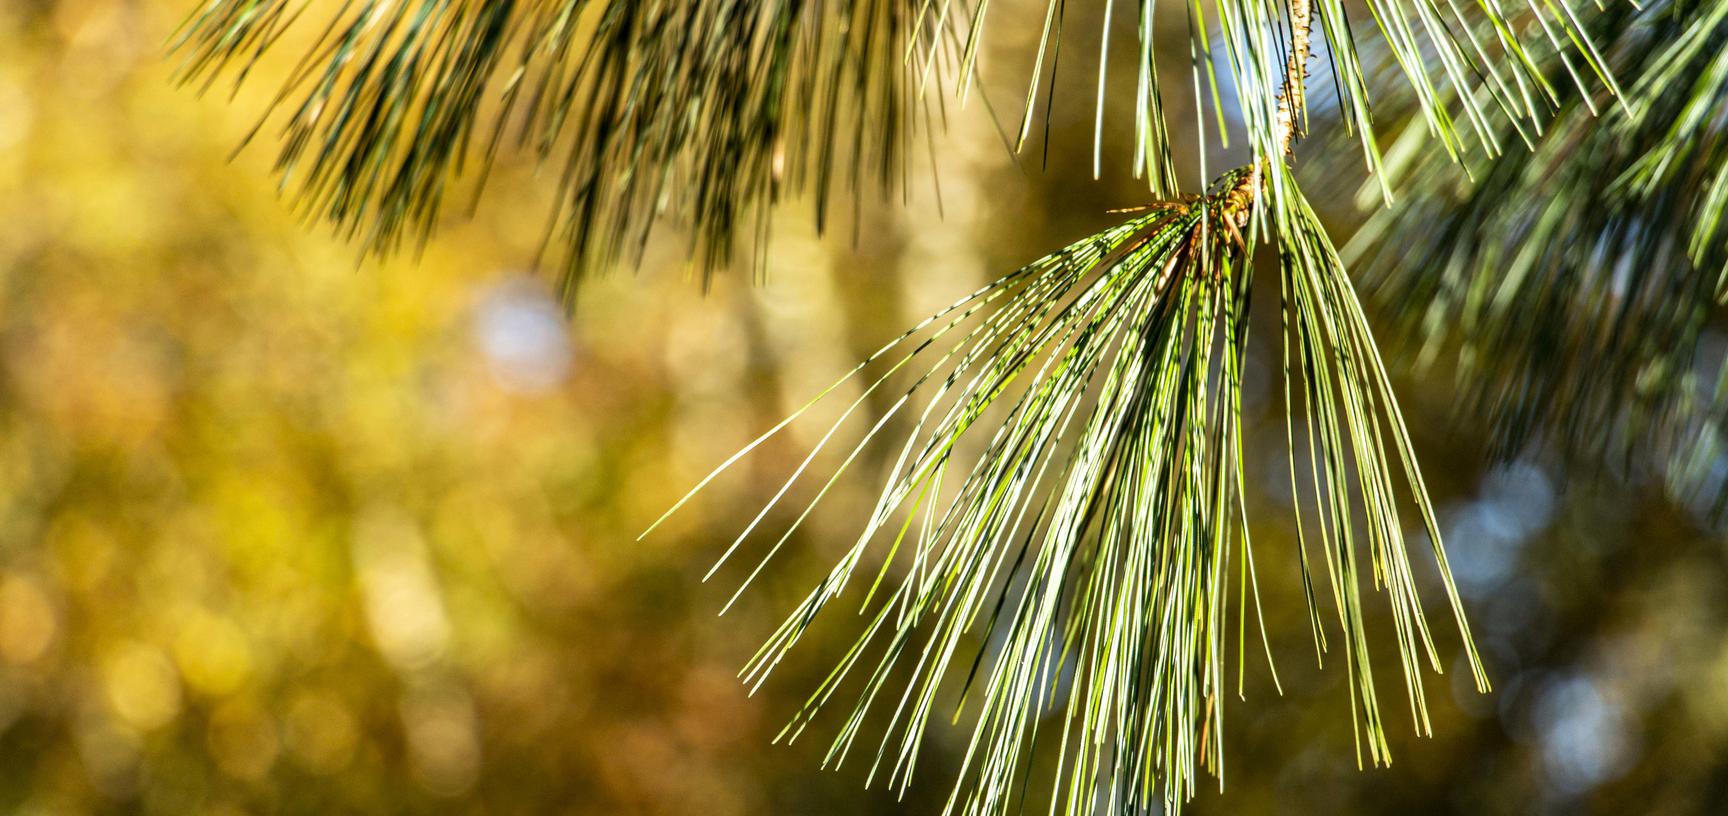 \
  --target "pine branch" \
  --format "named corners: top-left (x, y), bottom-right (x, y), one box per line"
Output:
top-left (173, 0), bottom-right (1616, 291)
top-left (171, 0), bottom-right (930, 292)
top-left (1347, 0), bottom-right (1728, 520)
top-left (167, 0), bottom-right (1637, 810)
top-left (1218, 0), bottom-right (1312, 230)
top-left (647, 9), bottom-right (1487, 812)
